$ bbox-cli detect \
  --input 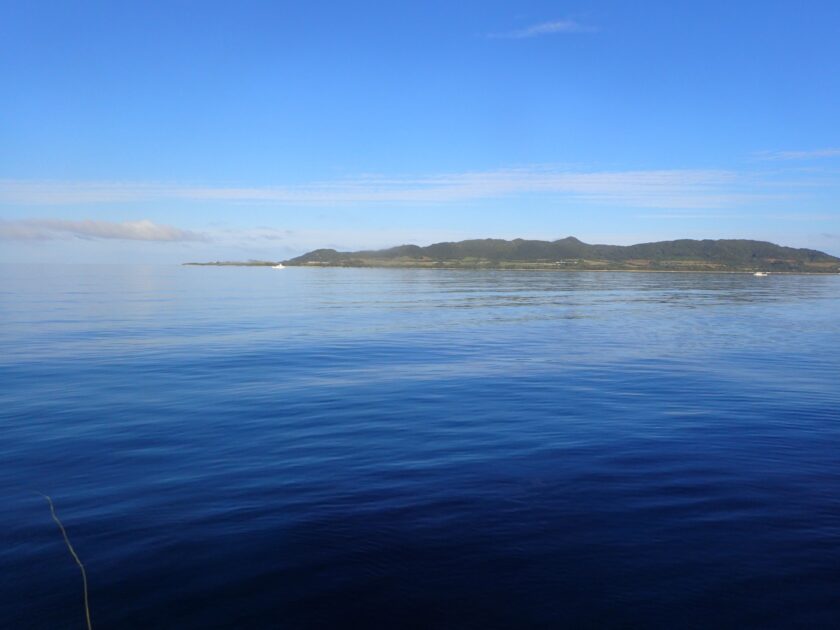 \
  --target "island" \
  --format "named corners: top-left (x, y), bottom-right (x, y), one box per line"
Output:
top-left (185, 237), bottom-right (840, 273)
